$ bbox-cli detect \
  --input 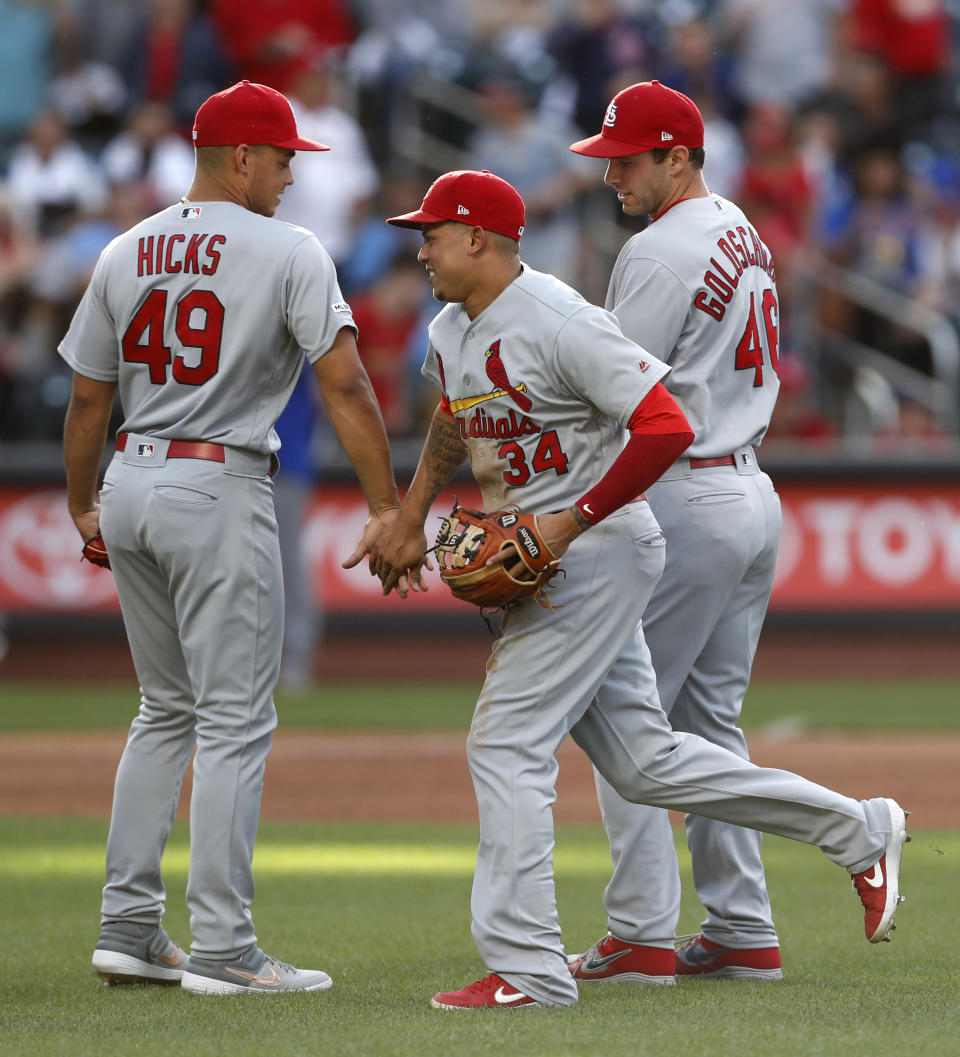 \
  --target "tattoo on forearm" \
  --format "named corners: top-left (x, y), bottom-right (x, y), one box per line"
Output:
top-left (571, 504), bottom-right (592, 533)
top-left (422, 415), bottom-right (467, 504)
